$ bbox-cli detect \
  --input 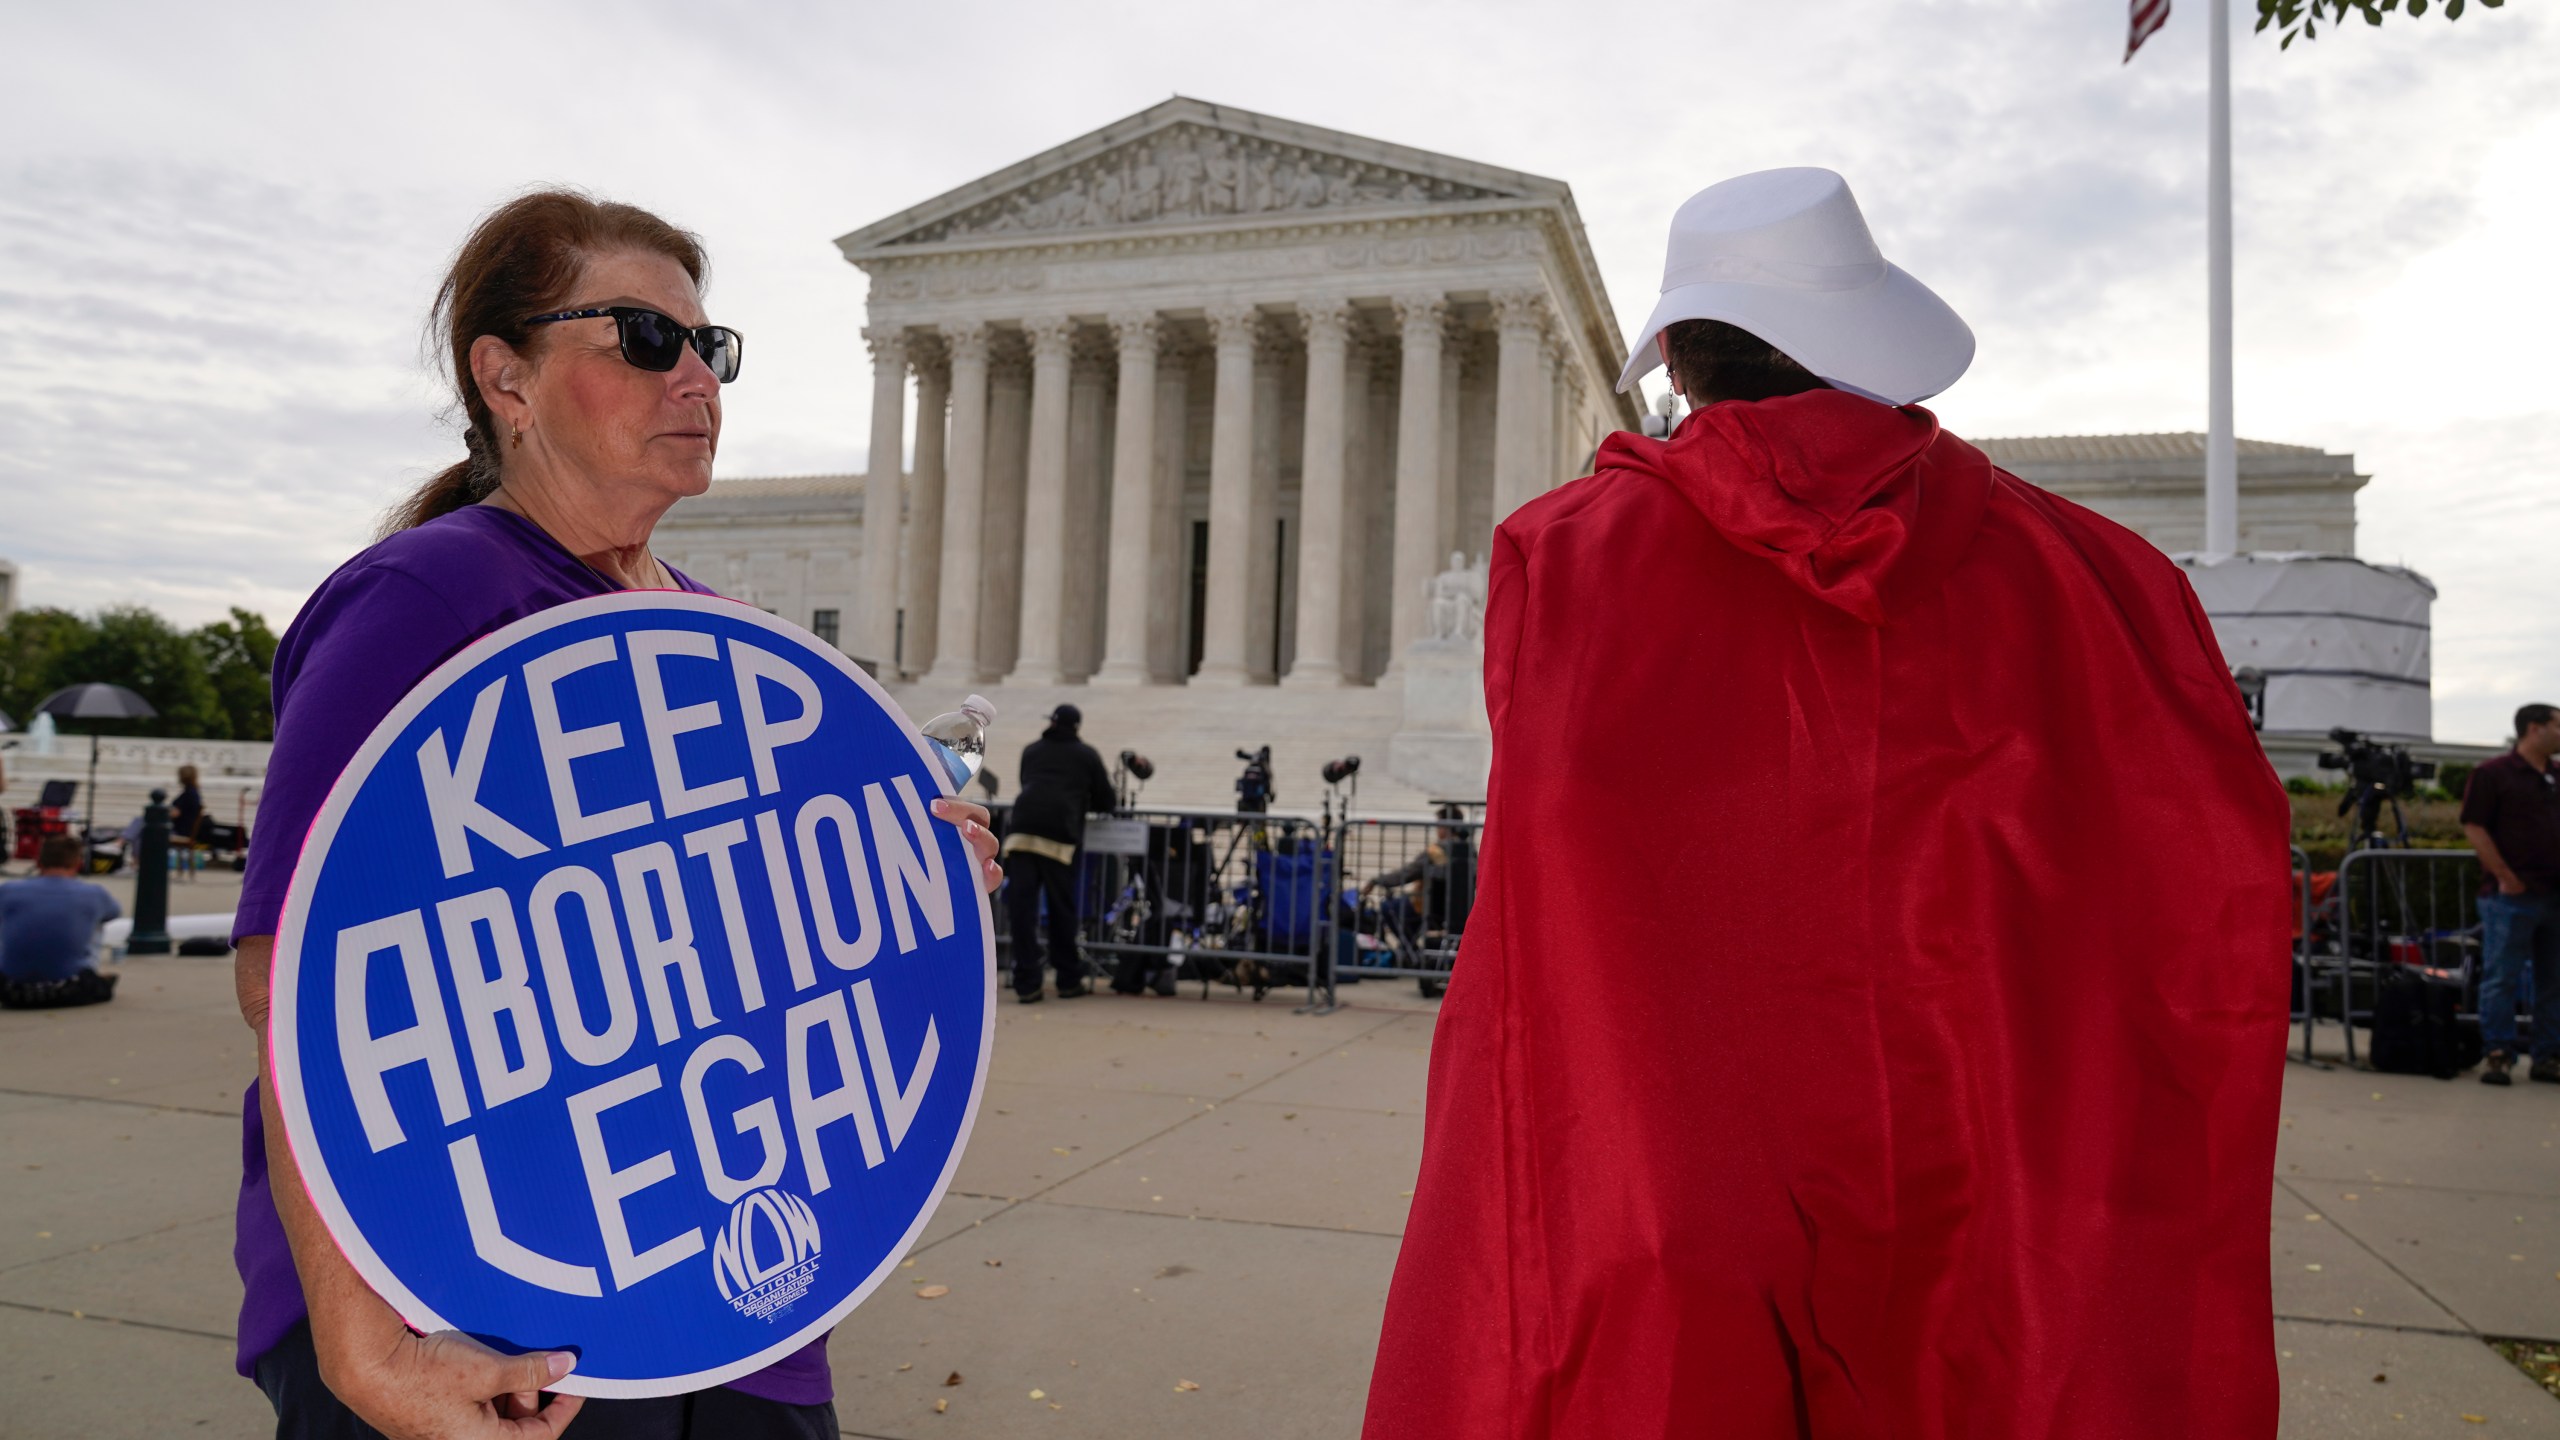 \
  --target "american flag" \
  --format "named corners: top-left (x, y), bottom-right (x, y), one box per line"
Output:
top-left (2126, 0), bottom-right (2172, 59)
